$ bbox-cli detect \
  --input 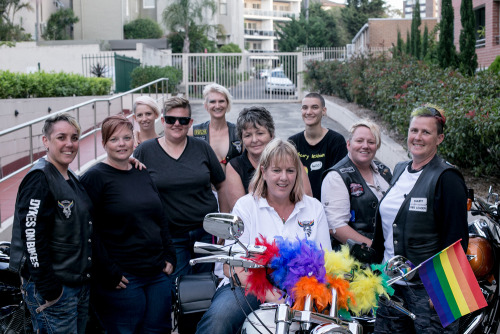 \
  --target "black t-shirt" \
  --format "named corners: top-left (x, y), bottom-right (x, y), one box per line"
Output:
top-left (228, 151), bottom-right (255, 194)
top-left (80, 163), bottom-right (176, 287)
top-left (289, 129), bottom-right (347, 200)
top-left (134, 137), bottom-right (226, 235)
